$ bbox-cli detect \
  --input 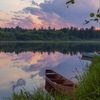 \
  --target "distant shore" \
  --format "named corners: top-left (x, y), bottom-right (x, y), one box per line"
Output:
top-left (0, 40), bottom-right (100, 44)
